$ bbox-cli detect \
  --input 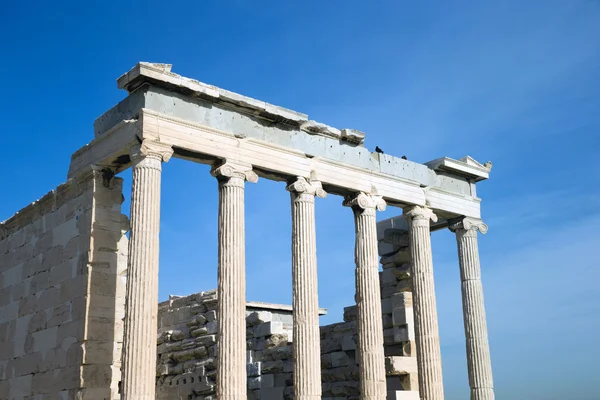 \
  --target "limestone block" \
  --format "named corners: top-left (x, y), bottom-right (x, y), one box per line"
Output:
top-left (196, 335), bottom-right (217, 347)
top-left (205, 321), bottom-right (217, 334)
top-left (0, 322), bottom-right (9, 342)
top-left (380, 250), bottom-right (411, 266)
top-left (49, 259), bottom-right (76, 287)
top-left (11, 281), bottom-right (27, 302)
top-left (254, 321), bottom-right (284, 337)
top-left (196, 314), bottom-right (207, 325)
top-left (383, 314), bottom-right (394, 329)
top-left (392, 308), bottom-right (414, 327)
top-left (30, 326), bottom-right (59, 356)
top-left (248, 376), bottom-right (261, 390)
top-left (46, 302), bottom-right (71, 328)
top-left (82, 341), bottom-right (116, 364)
top-left (400, 374), bottom-right (419, 391)
top-left (391, 292), bottom-right (412, 308)
top-left (329, 380), bottom-right (359, 396)
top-left (264, 333), bottom-right (287, 349)
top-left (341, 335), bottom-right (356, 351)
top-left (331, 351), bottom-right (352, 367)
top-left (260, 387), bottom-right (284, 400)
top-left (0, 286), bottom-right (11, 307)
top-left (261, 373), bottom-right (275, 388)
top-left (247, 362), bottom-right (261, 377)
top-left (392, 326), bottom-right (414, 342)
top-left (381, 298), bottom-right (393, 314)
top-left (246, 311), bottom-right (272, 326)
top-left (262, 345), bottom-right (292, 361)
top-left (380, 268), bottom-right (399, 285)
top-left (262, 360), bottom-right (284, 374)
top-left (320, 337), bottom-right (342, 353)
top-left (395, 279), bottom-right (413, 292)
top-left (59, 276), bottom-right (87, 304)
top-left (28, 308), bottom-right (47, 334)
top-left (52, 219), bottom-right (78, 247)
top-left (205, 310), bottom-right (216, 322)
top-left (57, 320), bottom-right (85, 347)
top-left (14, 243), bottom-right (33, 265)
top-left (86, 294), bottom-right (123, 320)
top-left (88, 270), bottom-right (118, 297)
top-left (191, 327), bottom-right (208, 337)
top-left (0, 301), bottom-right (19, 323)
top-left (40, 246), bottom-right (64, 274)
top-left (274, 372), bottom-right (291, 387)
top-left (9, 373), bottom-right (33, 397)
top-left (38, 287), bottom-right (61, 311)
top-left (171, 329), bottom-right (188, 341)
top-left (40, 346), bottom-right (67, 371)
top-left (387, 391), bottom-right (420, 400)
top-left (85, 317), bottom-right (122, 341)
top-left (2, 264), bottom-right (24, 288)
top-left (81, 364), bottom-right (113, 388)
top-left (385, 356), bottom-right (418, 375)
top-left (12, 352), bottom-right (43, 376)
top-left (343, 306), bottom-right (357, 322)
